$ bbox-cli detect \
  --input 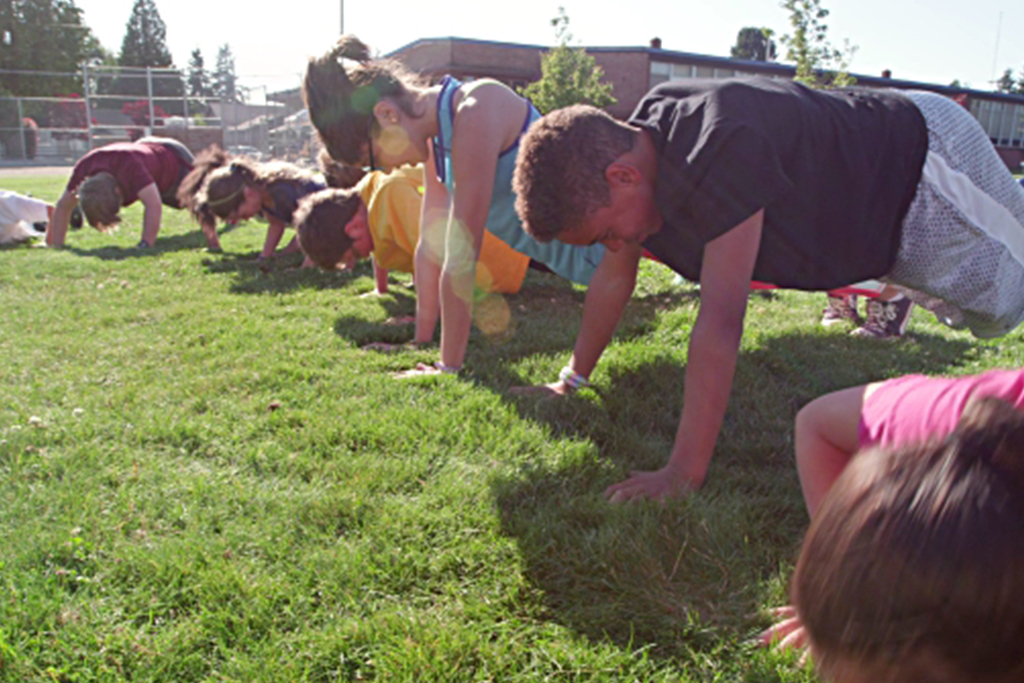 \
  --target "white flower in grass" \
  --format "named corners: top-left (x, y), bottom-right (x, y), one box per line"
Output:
top-left (72, 408), bottom-right (84, 418)
top-left (28, 415), bottom-right (43, 427)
